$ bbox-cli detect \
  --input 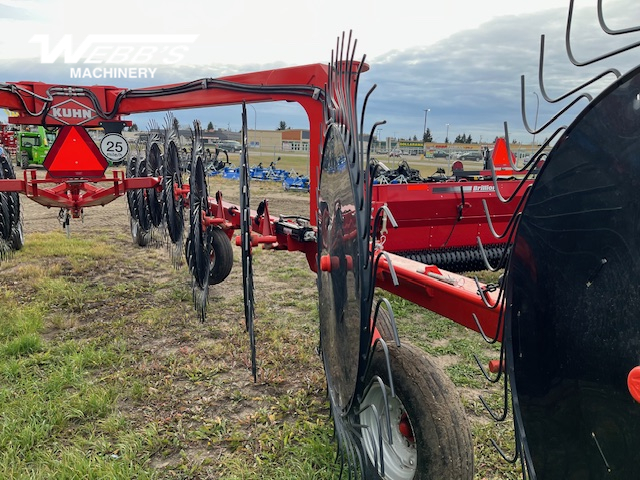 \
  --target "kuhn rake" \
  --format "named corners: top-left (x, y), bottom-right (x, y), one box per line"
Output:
top-left (0, 1), bottom-right (639, 478)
